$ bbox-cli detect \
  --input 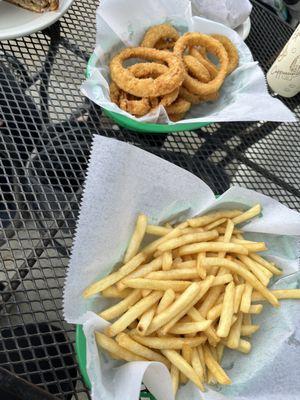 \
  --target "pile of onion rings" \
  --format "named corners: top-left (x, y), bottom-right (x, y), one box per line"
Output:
top-left (109, 23), bottom-right (239, 122)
